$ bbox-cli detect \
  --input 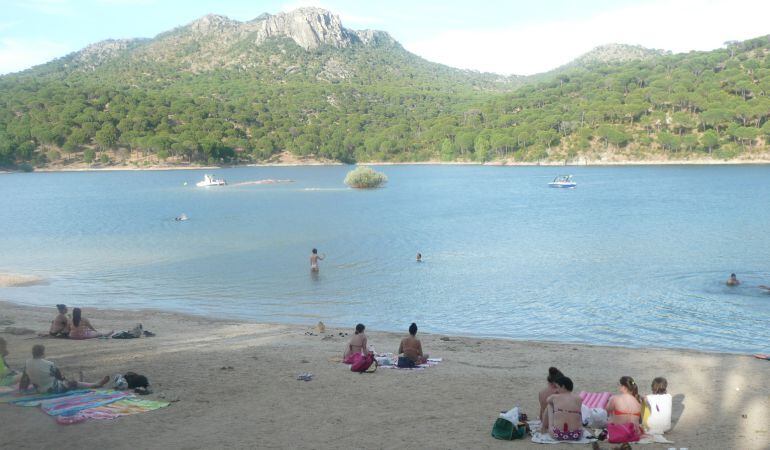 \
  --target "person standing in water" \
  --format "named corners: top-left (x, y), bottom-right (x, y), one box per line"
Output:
top-left (726, 273), bottom-right (740, 286)
top-left (416, 253), bottom-right (422, 262)
top-left (310, 248), bottom-right (325, 272)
